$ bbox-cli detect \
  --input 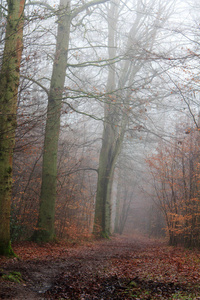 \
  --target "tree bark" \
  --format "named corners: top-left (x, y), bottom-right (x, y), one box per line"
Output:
top-left (93, 0), bottom-right (122, 237)
top-left (0, 0), bottom-right (25, 255)
top-left (31, 0), bottom-right (71, 242)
